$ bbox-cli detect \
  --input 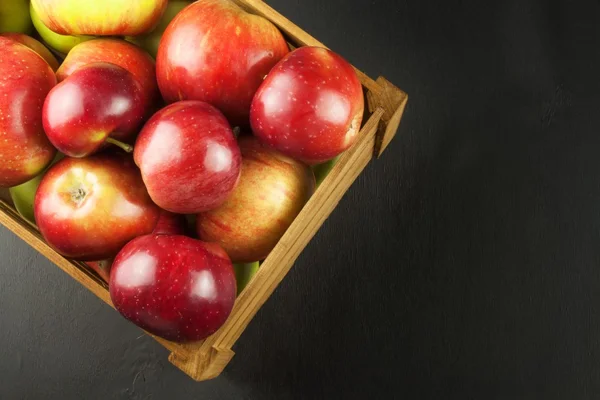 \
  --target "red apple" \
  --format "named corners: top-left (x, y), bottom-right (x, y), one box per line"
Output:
top-left (57, 39), bottom-right (158, 111)
top-left (0, 37), bottom-right (56, 187)
top-left (250, 46), bottom-right (365, 164)
top-left (34, 153), bottom-right (161, 261)
top-left (134, 101), bottom-right (241, 214)
top-left (43, 62), bottom-right (146, 157)
top-left (197, 136), bottom-right (314, 262)
top-left (85, 210), bottom-right (185, 282)
top-left (110, 234), bottom-right (237, 342)
top-left (156, 0), bottom-right (289, 126)
top-left (0, 33), bottom-right (59, 71)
